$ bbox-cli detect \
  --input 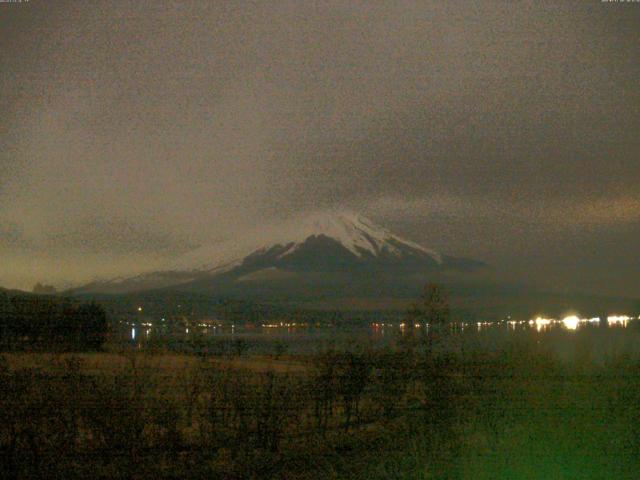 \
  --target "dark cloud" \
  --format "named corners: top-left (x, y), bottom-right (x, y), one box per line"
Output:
top-left (1, 1), bottom-right (638, 295)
